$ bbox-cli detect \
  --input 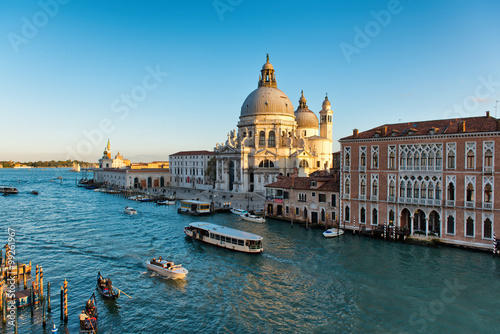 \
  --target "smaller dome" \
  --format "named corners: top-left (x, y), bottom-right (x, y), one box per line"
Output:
top-left (299, 90), bottom-right (307, 103)
top-left (295, 110), bottom-right (319, 129)
top-left (262, 62), bottom-right (274, 70)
